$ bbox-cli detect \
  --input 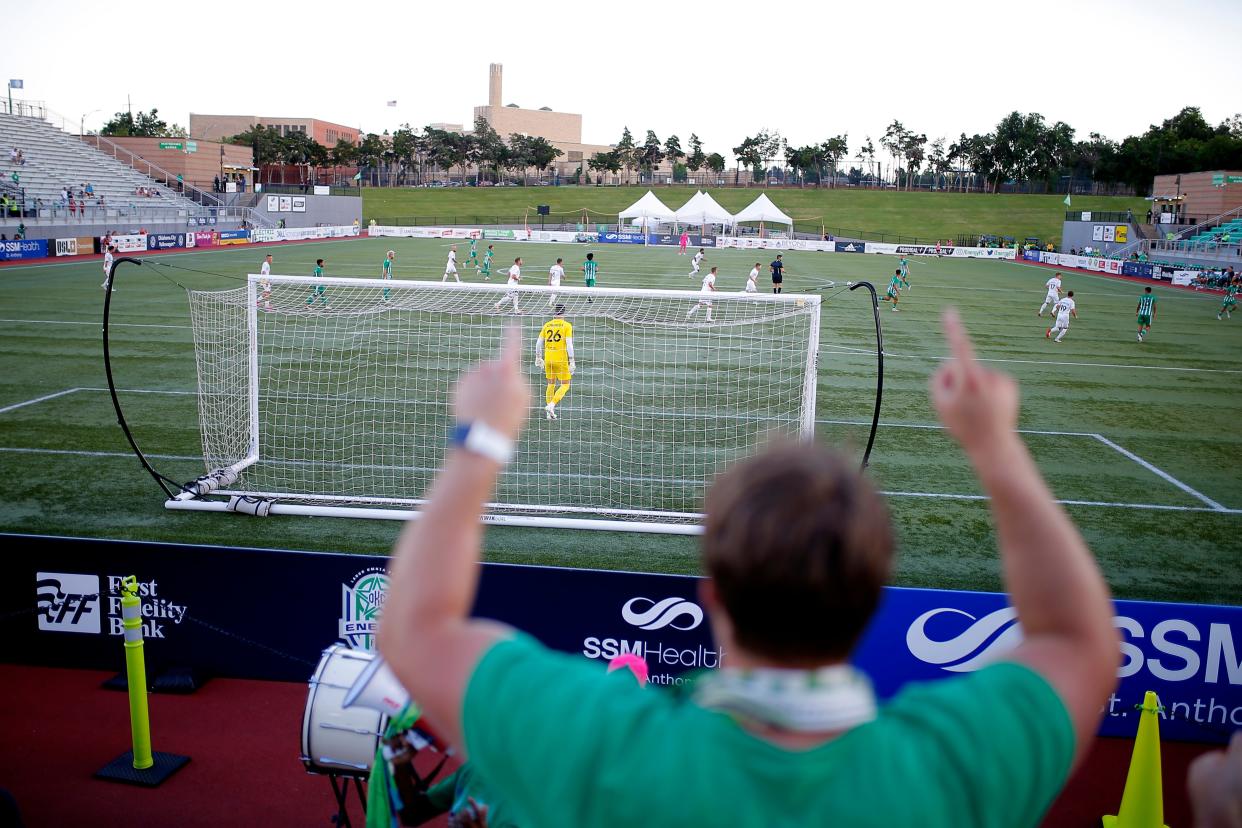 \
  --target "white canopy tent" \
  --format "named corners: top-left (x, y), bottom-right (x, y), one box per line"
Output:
top-left (618, 190), bottom-right (677, 229)
top-left (733, 193), bottom-right (794, 233)
top-left (673, 191), bottom-right (735, 229)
